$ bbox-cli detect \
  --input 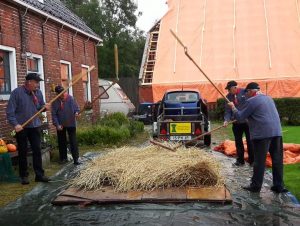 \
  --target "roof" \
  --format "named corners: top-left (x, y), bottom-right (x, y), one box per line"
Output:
top-left (12, 0), bottom-right (101, 41)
